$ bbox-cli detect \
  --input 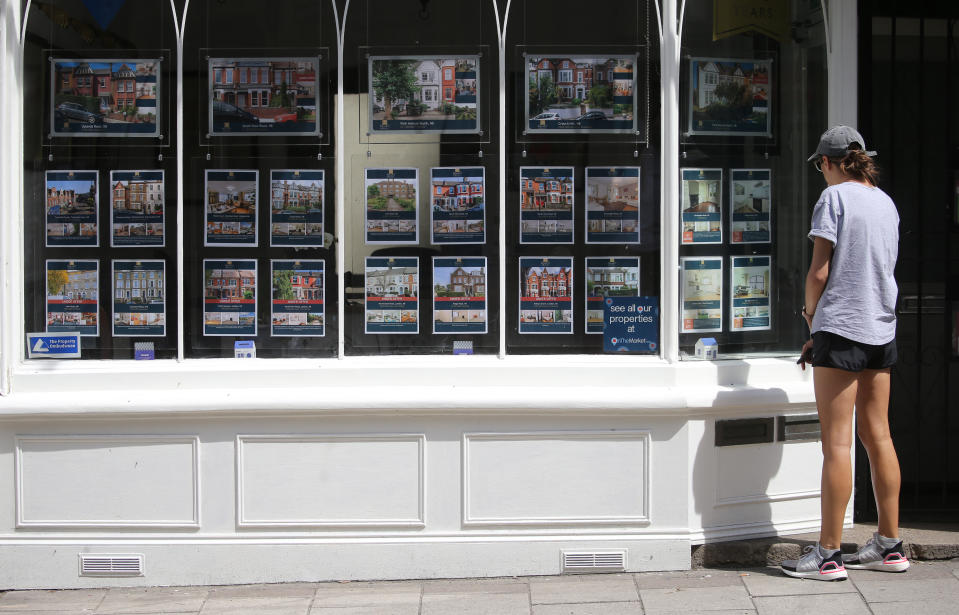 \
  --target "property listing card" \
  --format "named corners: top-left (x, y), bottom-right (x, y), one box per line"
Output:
top-left (205, 170), bottom-right (258, 246)
top-left (519, 167), bottom-right (574, 244)
top-left (51, 58), bottom-right (160, 137)
top-left (730, 255), bottom-right (772, 332)
top-left (45, 170), bottom-right (98, 247)
top-left (112, 260), bottom-right (166, 337)
top-left (430, 167), bottom-right (486, 244)
top-left (365, 257), bottom-right (419, 334)
top-left (369, 56), bottom-right (479, 133)
top-left (46, 259), bottom-right (99, 336)
top-left (730, 169), bottom-right (771, 244)
top-left (519, 256), bottom-right (573, 334)
top-left (585, 257), bottom-right (640, 334)
top-left (525, 55), bottom-right (638, 135)
top-left (203, 259), bottom-right (257, 336)
top-left (680, 257), bottom-right (723, 333)
top-left (585, 167), bottom-right (640, 244)
top-left (270, 170), bottom-right (324, 247)
top-left (433, 257), bottom-right (487, 334)
top-left (208, 57), bottom-right (319, 136)
top-left (681, 168), bottom-right (723, 244)
top-left (271, 260), bottom-right (325, 337)
top-left (365, 168), bottom-right (418, 244)
top-left (688, 57), bottom-right (771, 137)
top-left (110, 170), bottom-right (164, 247)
